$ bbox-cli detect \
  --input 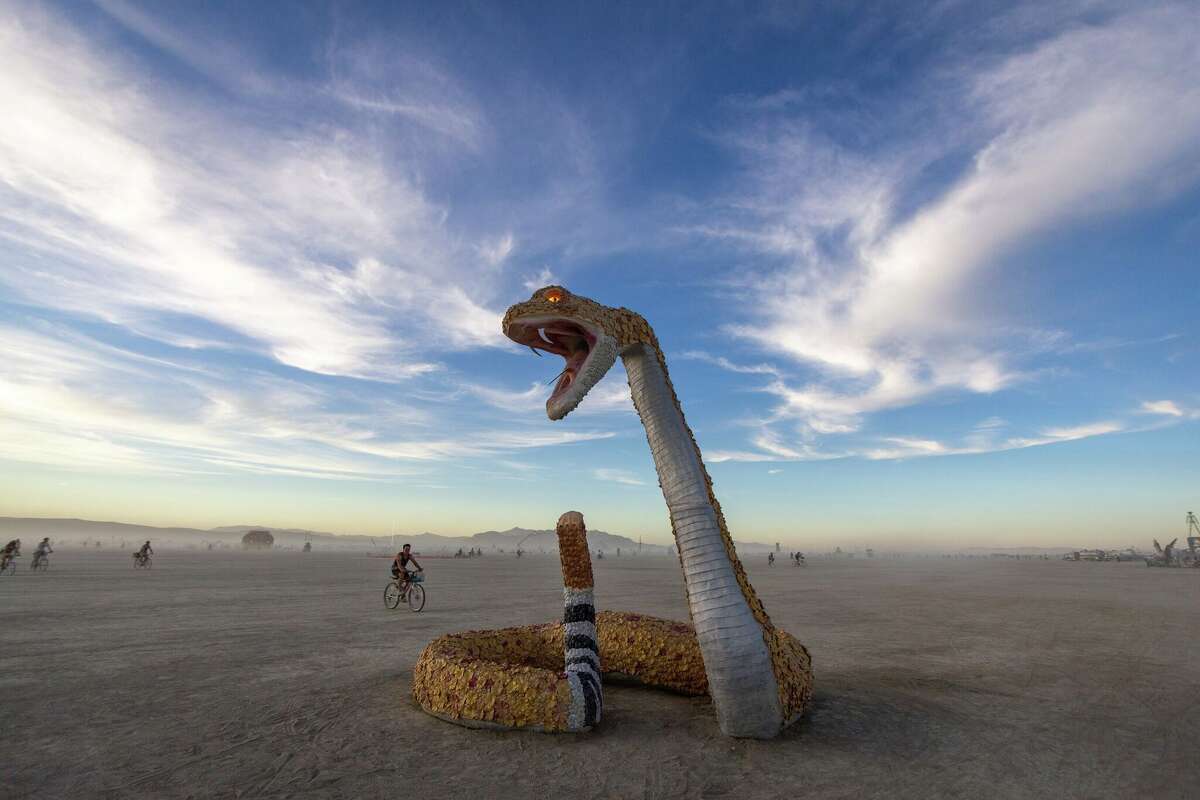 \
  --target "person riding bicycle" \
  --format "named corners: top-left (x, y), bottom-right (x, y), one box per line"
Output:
top-left (391, 544), bottom-right (423, 592)
top-left (134, 540), bottom-right (153, 565)
top-left (1, 539), bottom-right (20, 570)
top-left (32, 537), bottom-right (52, 568)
